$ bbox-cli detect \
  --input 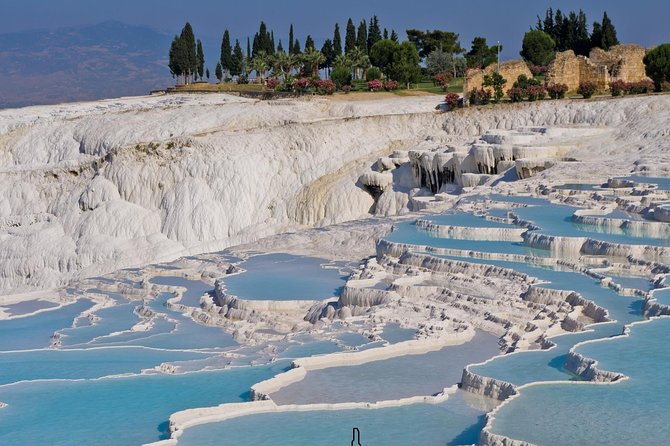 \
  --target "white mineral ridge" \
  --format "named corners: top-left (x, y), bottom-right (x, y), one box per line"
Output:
top-left (2, 93), bottom-right (670, 294)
